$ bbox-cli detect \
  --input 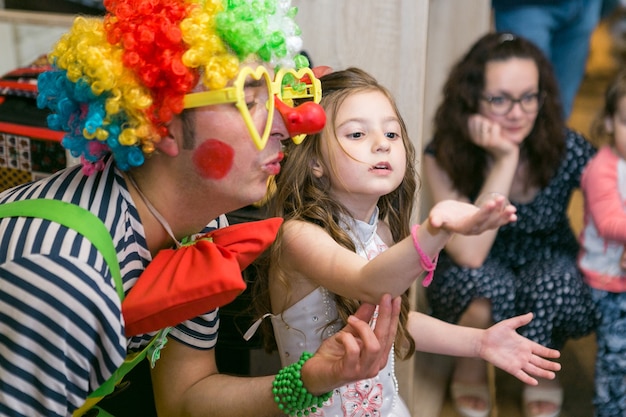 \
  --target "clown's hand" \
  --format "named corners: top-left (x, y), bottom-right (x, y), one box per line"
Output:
top-left (299, 294), bottom-right (401, 394)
